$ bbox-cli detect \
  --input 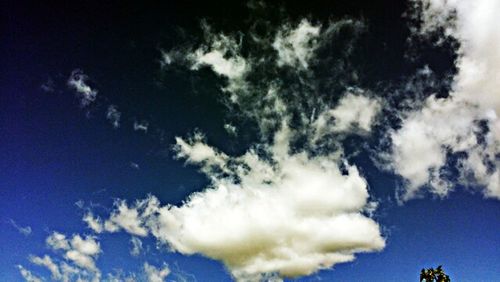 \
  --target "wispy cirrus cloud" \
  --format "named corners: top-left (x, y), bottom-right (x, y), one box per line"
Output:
top-left (130, 237), bottom-right (143, 256)
top-left (106, 105), bottom-right (121, 128)
top-left (8, 218), bottom-right (32, 236)
top-left (67, 69), bottom-right (98, 107)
